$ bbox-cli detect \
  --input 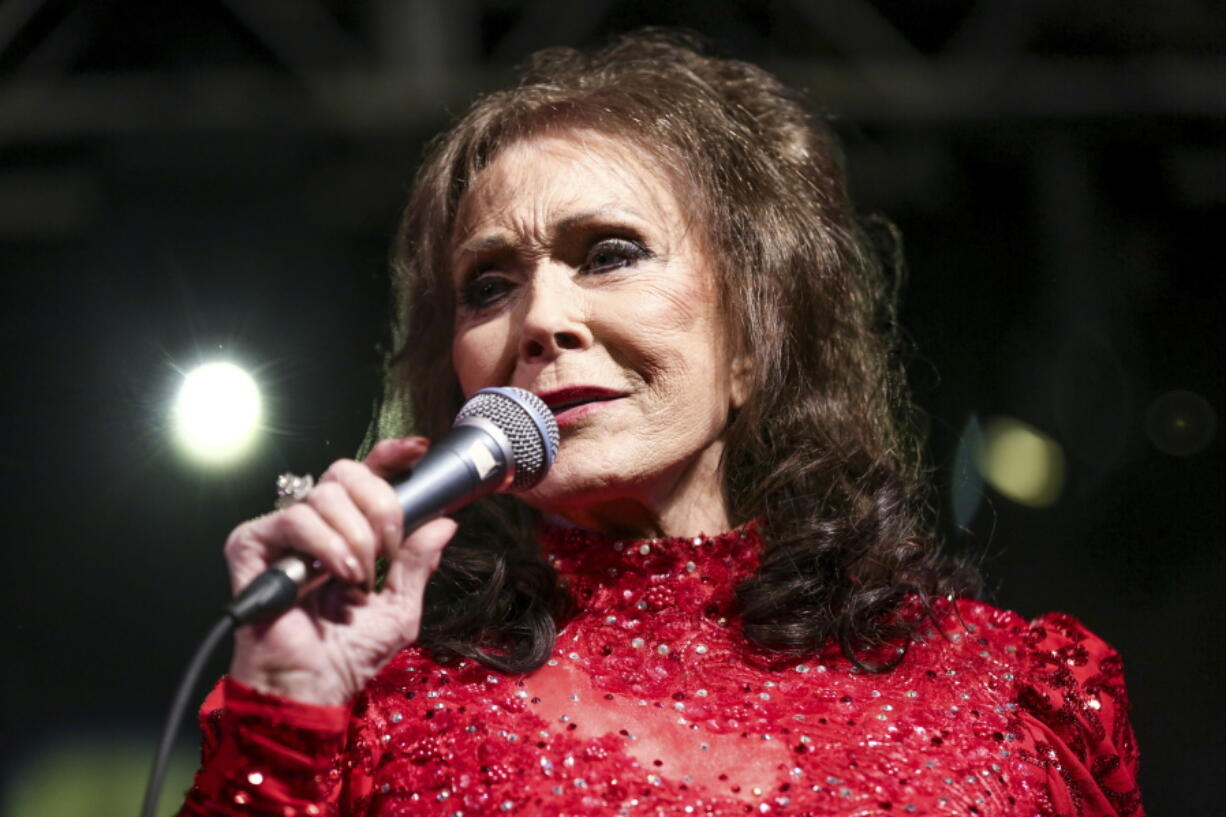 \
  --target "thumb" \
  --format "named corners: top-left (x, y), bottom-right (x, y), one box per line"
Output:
top-left (382, 516), bottom-right (458, 597)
